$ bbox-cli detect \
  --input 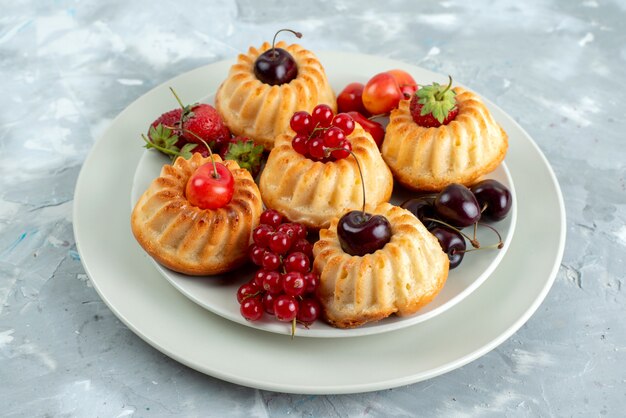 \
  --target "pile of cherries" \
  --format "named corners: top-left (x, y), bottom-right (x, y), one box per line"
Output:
top-left (238, 209), bottom-right (321, 327)
top-left (290, 104), bottom-right (356, 162)
top-left (401, 179), bottom-right (512, 269)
